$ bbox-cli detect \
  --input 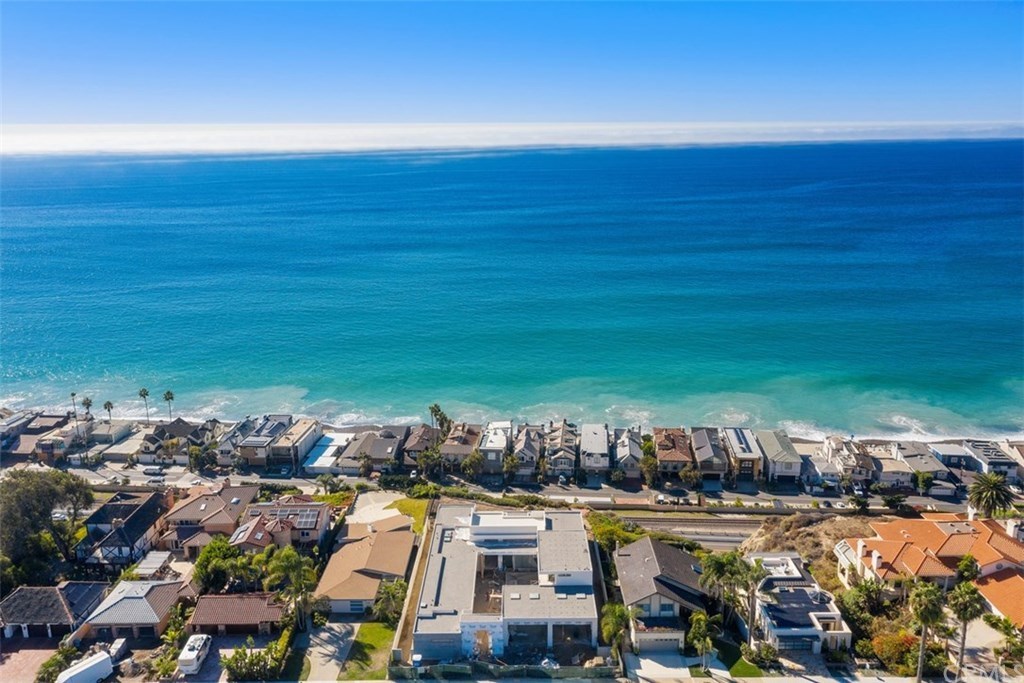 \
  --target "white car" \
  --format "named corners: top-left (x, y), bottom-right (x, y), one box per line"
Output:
top-left (191, 478), bottom-right (203, 486)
